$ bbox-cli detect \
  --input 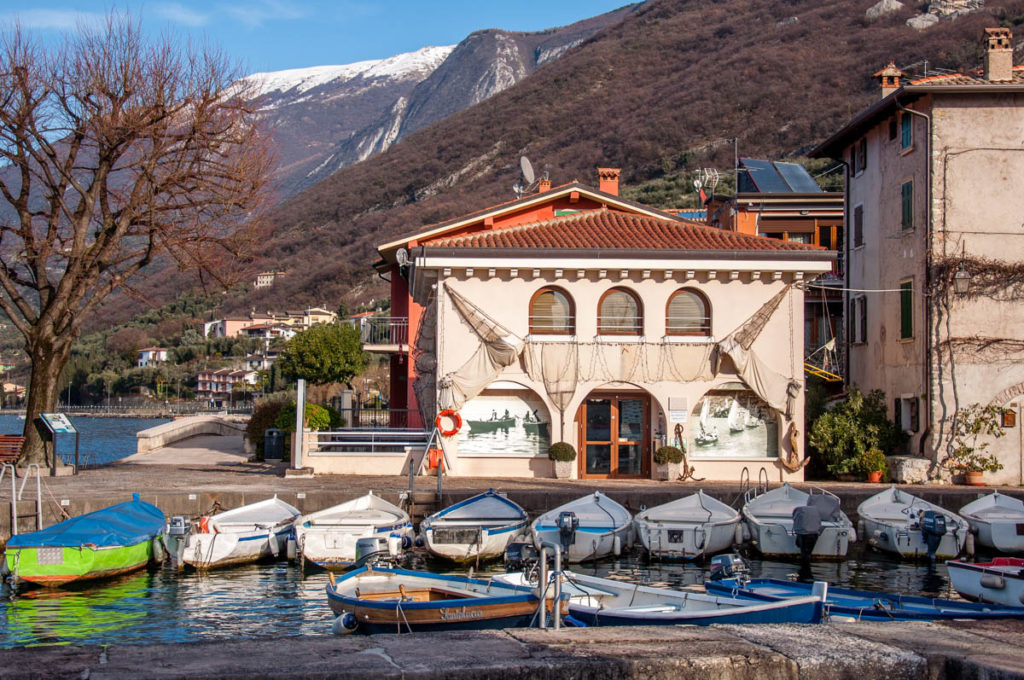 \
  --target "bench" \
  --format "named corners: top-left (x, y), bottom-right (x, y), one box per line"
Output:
top-left (0, 434), bottom-right (25, 465)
